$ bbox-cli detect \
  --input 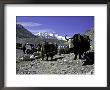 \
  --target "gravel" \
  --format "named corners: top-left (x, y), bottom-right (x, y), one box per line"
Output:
top-left (16, 50), bottom-right (94, 75)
